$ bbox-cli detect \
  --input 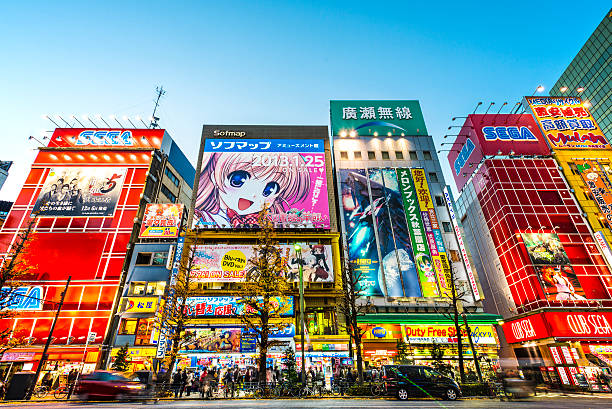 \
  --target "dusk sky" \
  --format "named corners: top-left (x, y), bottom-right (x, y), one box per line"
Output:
top-left (1, 2), bottom-right (608, 200)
